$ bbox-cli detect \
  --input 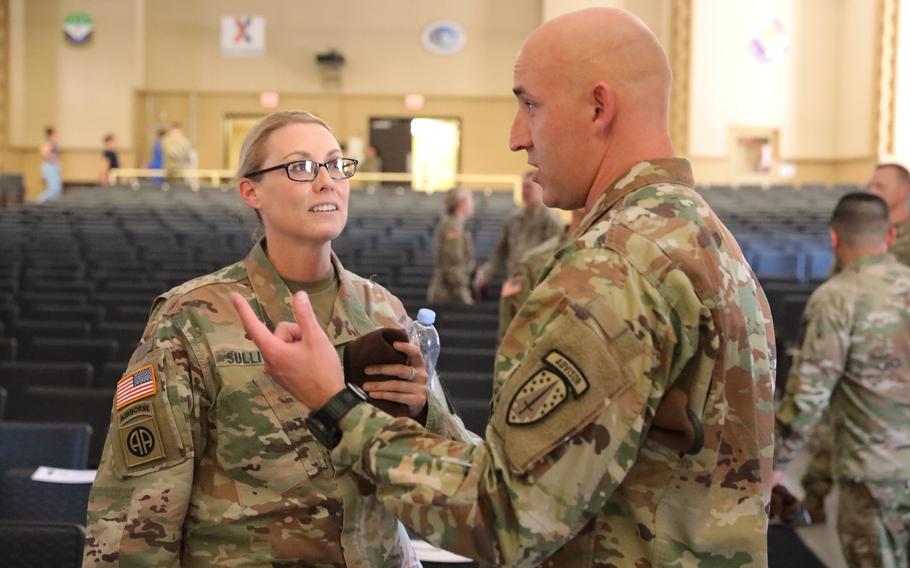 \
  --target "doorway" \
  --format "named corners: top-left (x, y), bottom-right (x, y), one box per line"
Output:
top-left (223, 115), bottom-right (266, 171)
top-left (368, 116), bottom-right (461, 192)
